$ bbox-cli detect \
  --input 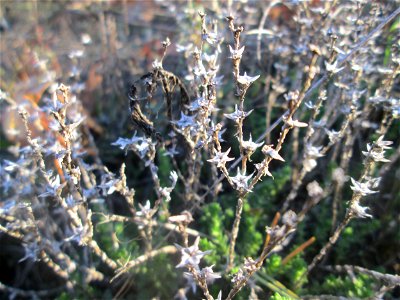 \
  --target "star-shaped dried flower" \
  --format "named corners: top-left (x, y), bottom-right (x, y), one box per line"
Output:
top-left (350, 178), bottom-right (377, 196)
top-left (255, 162), bottom-right (273, 177)
top-left (228, 45), bottom-right (245, 59)
top-left (136, 200), bottom-right (152, 217)
top-left (224, 105), bottom-right (253, 123)
top-left (39, 175), bottom-right (66, 198)
top-left (160, 171), bottom-right (179, 202)
top-left (376, 136), bottom-right (392, 147)
top-left (350, 202), bottom-right (372, 218)
top-left (200, 265), bottom-right (221, 283)
top-left (230, 168), bottom-right (253, 193)
top-left (175, 237), bottom-right (211, 269)
top-left (325, 60), bottom-right (345, 74)
top-left (112, 134), bottom-right (143, 155)
top-left (281, 210), bottom-right (298, 227)
top-left (306, 144), bottom-right (324, 158)
top-left (242, 134), bottom-right (264, 160)
top-left (262, 145), bottom-right (285, 162)
top-left (284, 116), bottom-right (308, 128)
top-left (242, 134), bottom-right (264, 153)
top-left (172, 112), bottom-right (198, 129)
top-left (237, 72), bottom-right (260, 86)
top-left (207, 148), bottom-right (235, 168)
